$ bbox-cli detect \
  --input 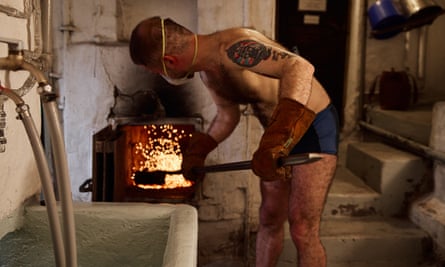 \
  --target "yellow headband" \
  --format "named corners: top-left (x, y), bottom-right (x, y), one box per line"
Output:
top-left (160, 18), bottom-right (198, 78)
